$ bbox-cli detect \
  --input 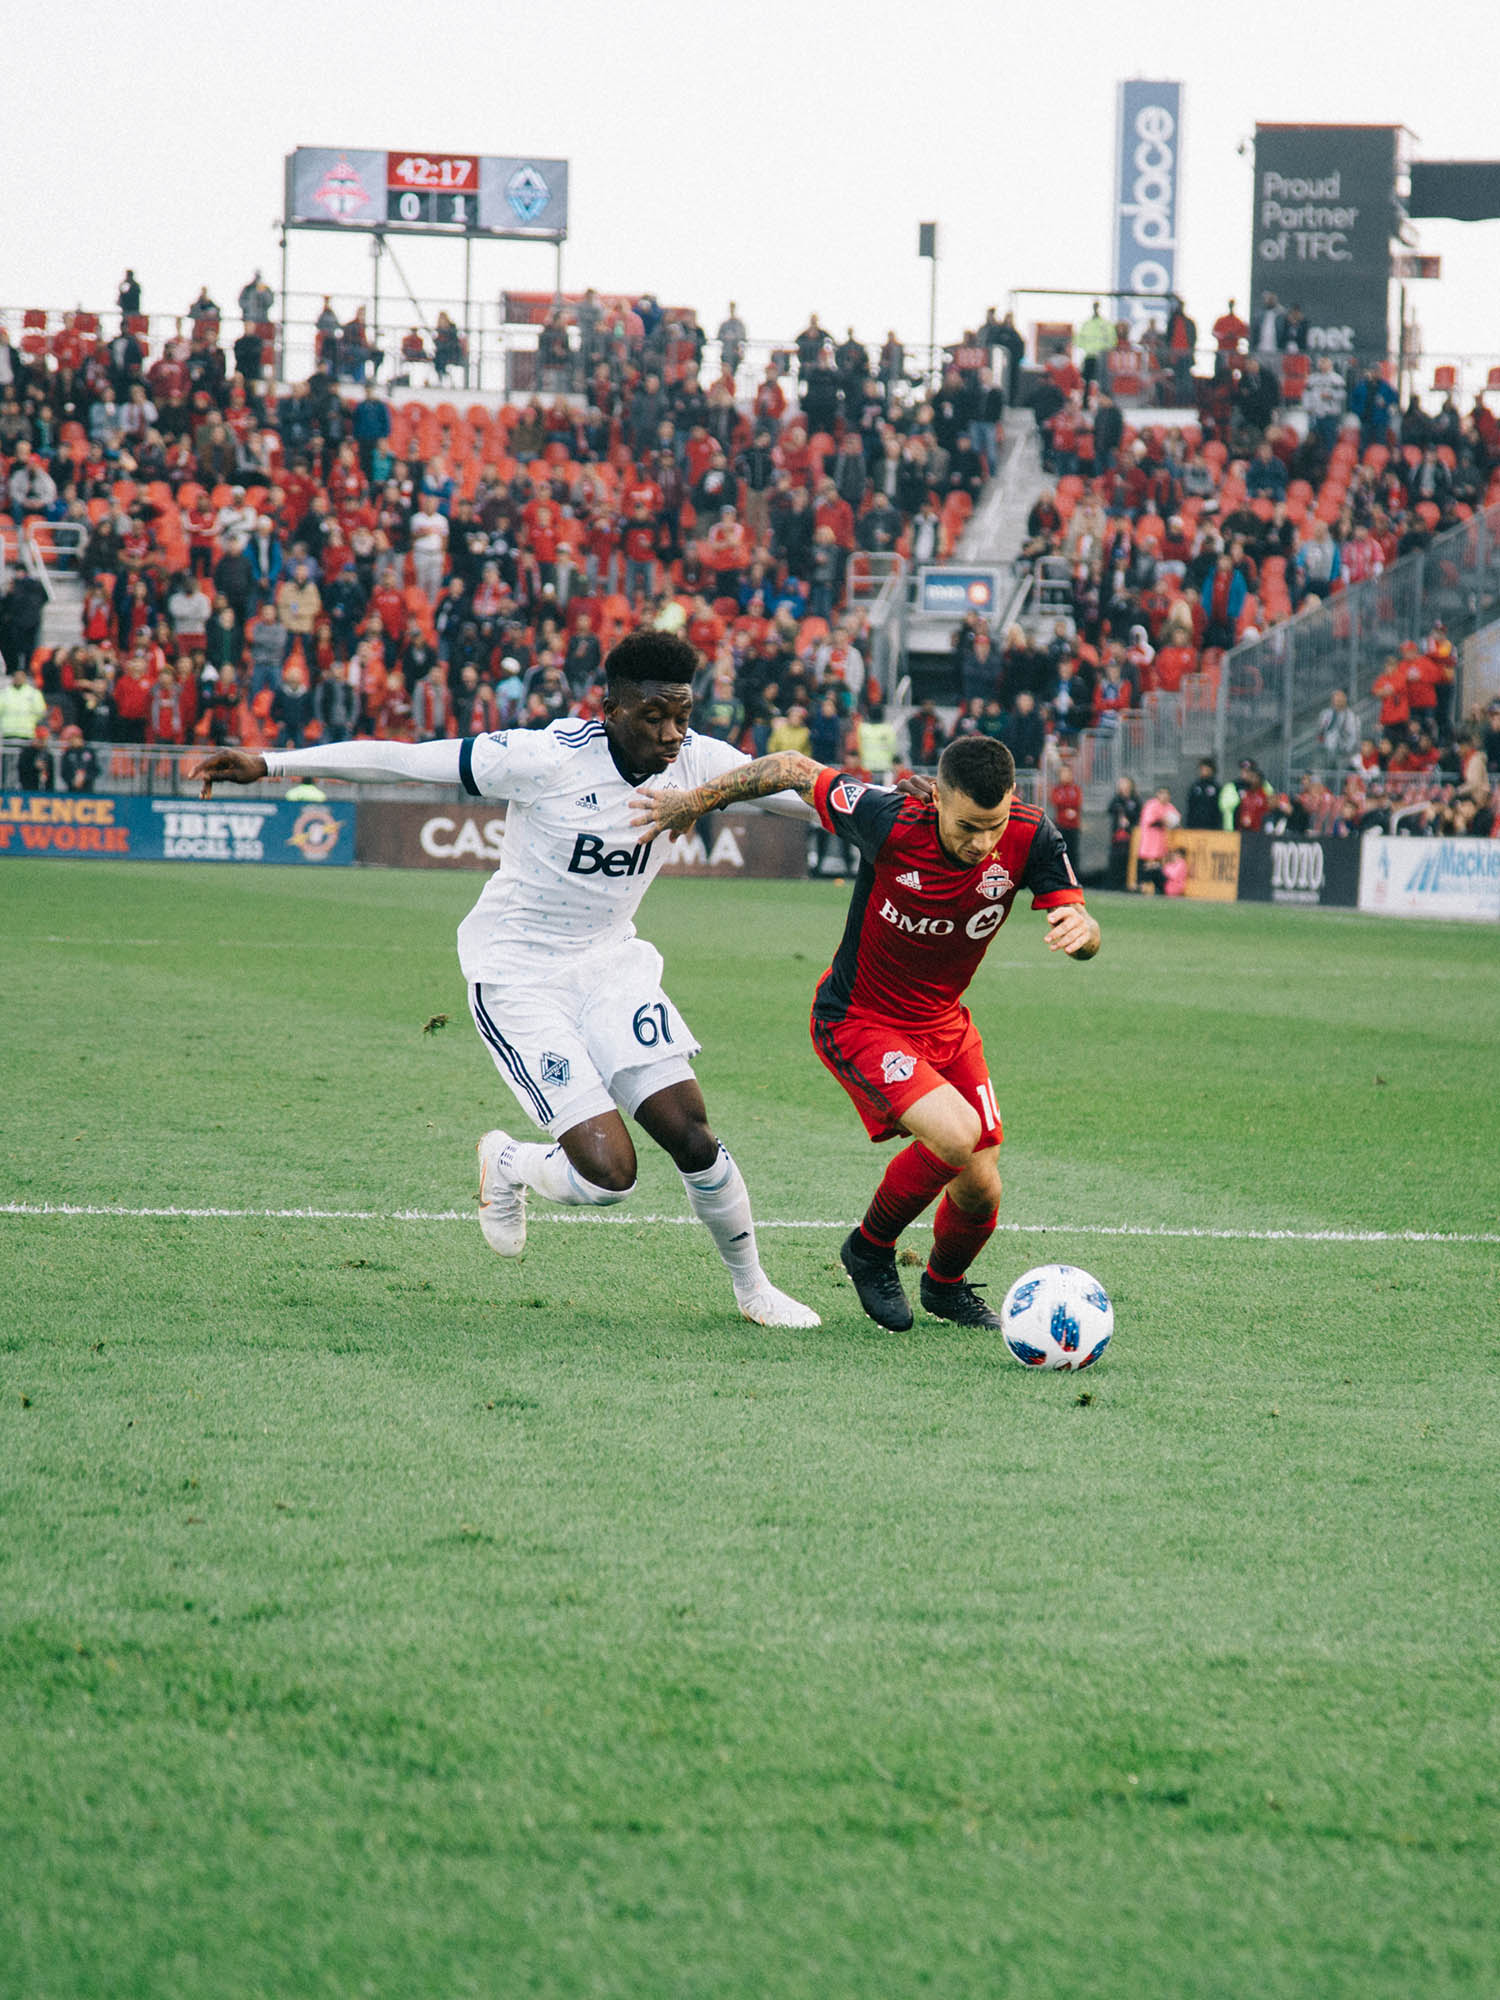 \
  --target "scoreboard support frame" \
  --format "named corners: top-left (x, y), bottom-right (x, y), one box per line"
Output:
top-left (275, 218), bottom-right (565, 391)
